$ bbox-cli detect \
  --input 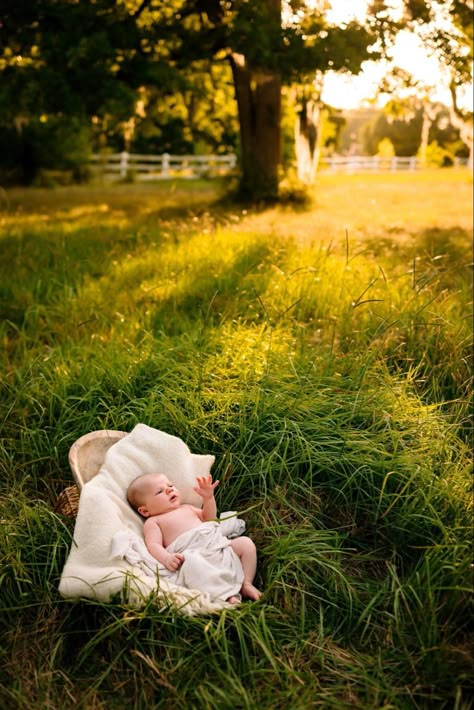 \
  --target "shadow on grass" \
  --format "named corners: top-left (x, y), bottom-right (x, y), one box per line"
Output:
top-left (0, 226), bottom-right (149, 326)
top-left (0, 207), bottom-right (239, 328)
top-left (146, 241), bottom-right (277, 336)
top-left (0, 184), bottom-right (293, 334)
top-left (365, 225), bottom-right (472, 264)
top-left (1, 179), bottom-right (230, 217)
top-left (1, 176), bottom-right (307, 227)
top-left (414, 226), bottom-right (473, 265)
top-left (363, 225), bottom-right (473, 288)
